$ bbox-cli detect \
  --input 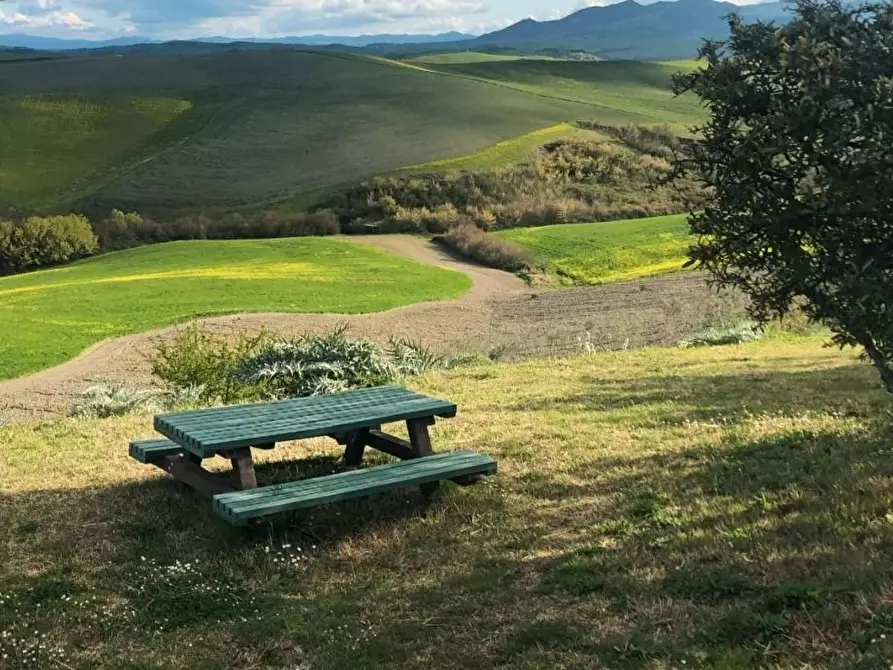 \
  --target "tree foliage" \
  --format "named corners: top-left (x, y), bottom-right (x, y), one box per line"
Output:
top-left (674, 0), bottom-right (893, 392)
top-left (0, 214), bottom-right (98, 276)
